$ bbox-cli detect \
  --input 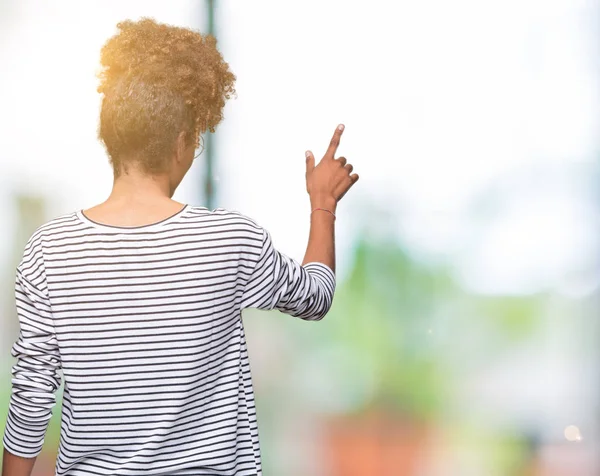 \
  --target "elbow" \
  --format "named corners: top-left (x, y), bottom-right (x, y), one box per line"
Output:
top-left (288, 267), bottom-right (336, 321)
top-left (315, 294), bottom-right (334, 321)
top-left (305, 269), bottom-right (335, 321)
top-left (302, 292), bottom-right (334, 321)
top-left (310, 308), bottom-right (330, 321)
